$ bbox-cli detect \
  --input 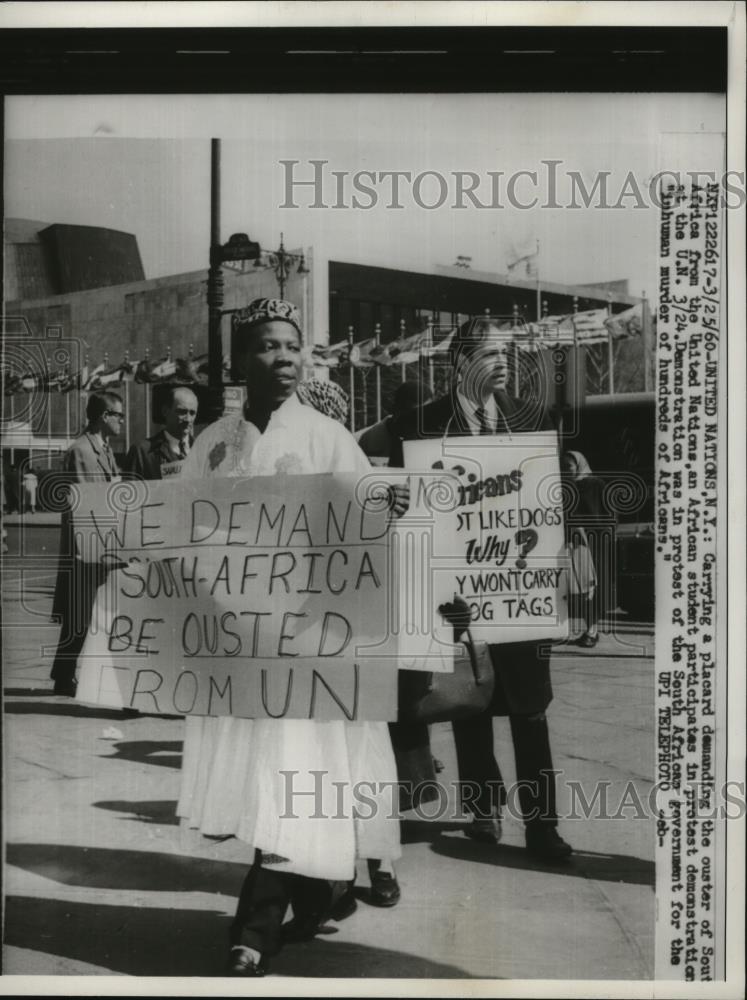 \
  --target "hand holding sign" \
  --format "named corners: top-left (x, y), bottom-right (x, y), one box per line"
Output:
top-left (438, 595), bottom-right (472, 639)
